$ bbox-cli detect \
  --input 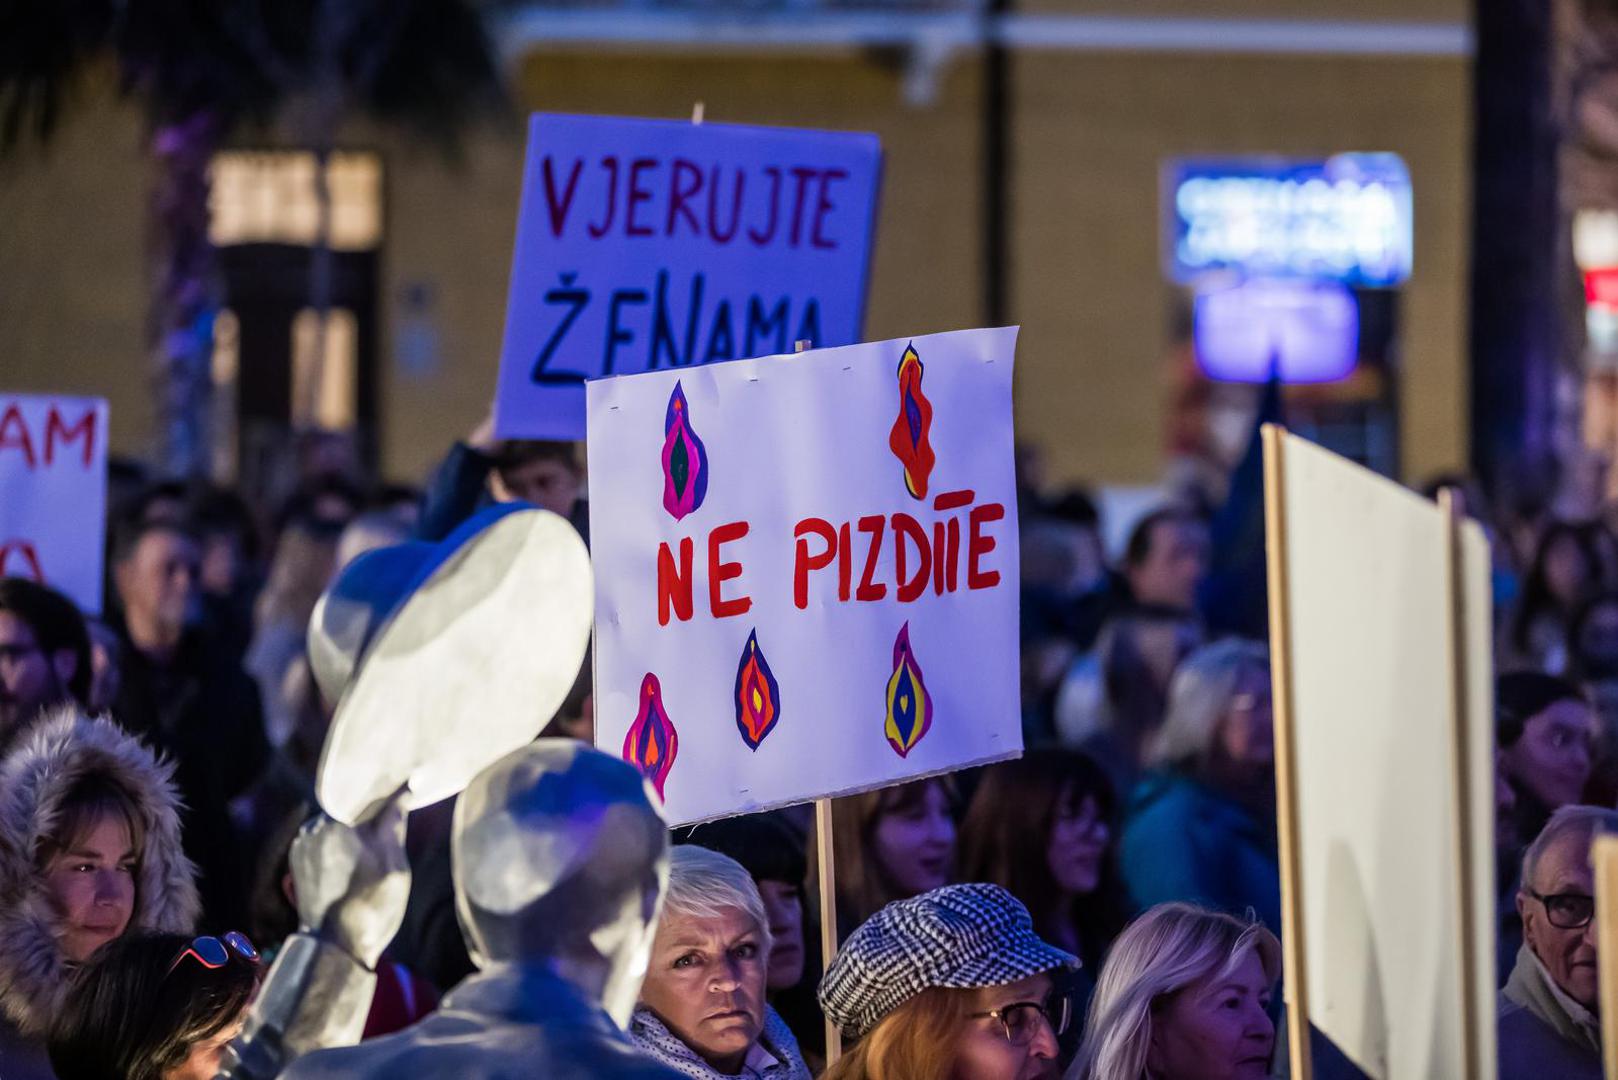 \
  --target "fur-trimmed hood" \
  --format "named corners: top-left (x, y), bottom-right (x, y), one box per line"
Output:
top-left (0, 707), bottom-right (200, 1036)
